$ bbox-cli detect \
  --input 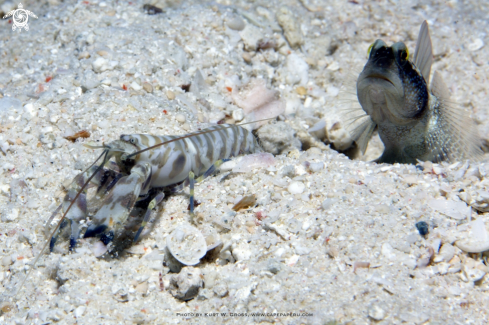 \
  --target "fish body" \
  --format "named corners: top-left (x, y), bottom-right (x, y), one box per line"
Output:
top-left (355, 21), bottom-right (482, 164)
